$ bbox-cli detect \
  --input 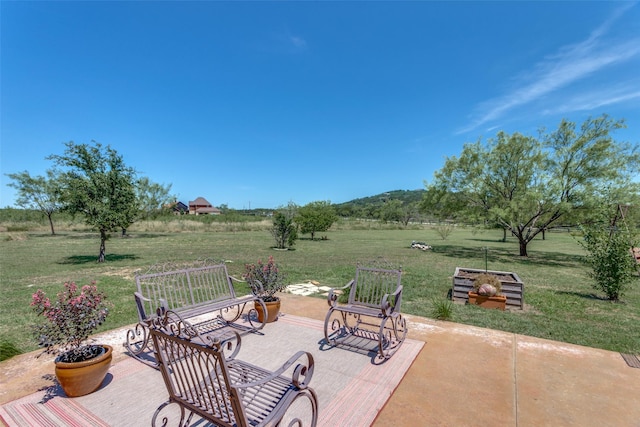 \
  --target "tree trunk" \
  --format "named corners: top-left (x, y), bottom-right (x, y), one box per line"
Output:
top-left (311, 231), bottom-right (315, 240)
top-left (502, 228), bottom-right (507, 242)
top-left (47, 213), bottom-right (56, 235)
top-left (98, 230), bottom-right (107, 262)
top-left (518, 239), bottom-right (528, 257)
